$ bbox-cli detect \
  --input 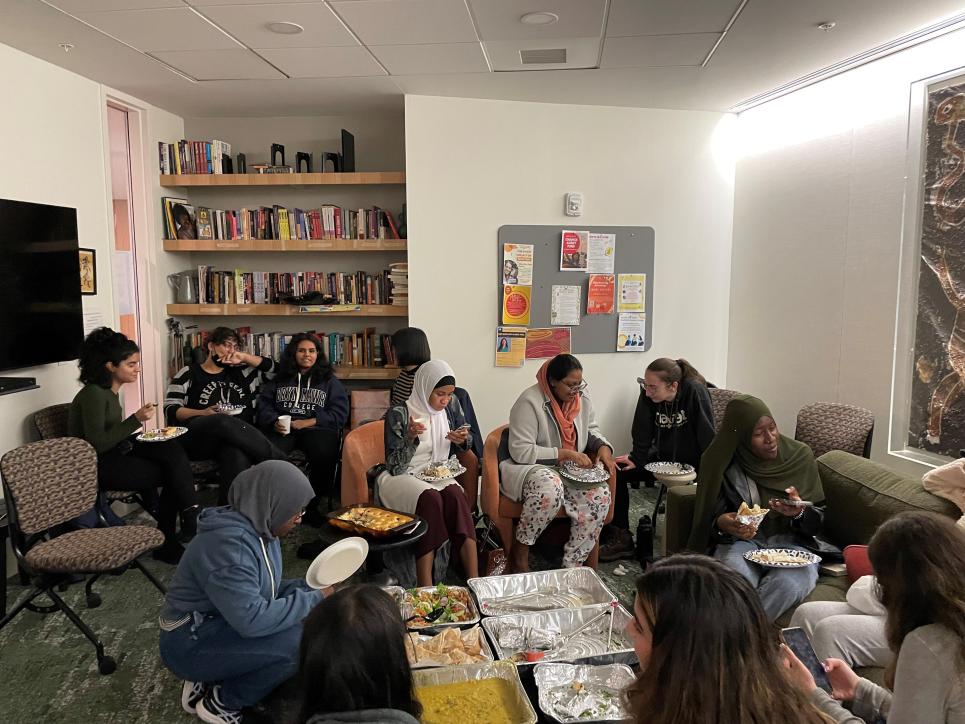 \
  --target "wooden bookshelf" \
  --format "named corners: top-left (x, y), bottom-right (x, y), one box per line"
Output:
top-left (167, 303), bottom-right (406, 317)
top-left (333, 366), bottom-right (400, 380)
top-left (160, 172), bottom-right (405, 187)
top-left (163, 238), bottom-right (406, 252)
